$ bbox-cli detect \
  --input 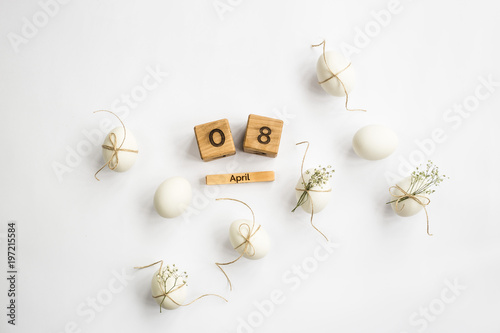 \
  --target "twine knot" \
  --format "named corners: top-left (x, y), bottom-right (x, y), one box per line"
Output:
top-left (233, 222), bottom-right (261, 257)
top-left (93, 110), bottom-right (138, 181)
top-left (101, 132), bottom-right (138, 170)
top-left (389, 185), bottom-right (433, 236)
